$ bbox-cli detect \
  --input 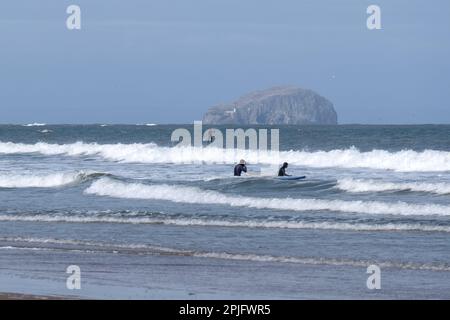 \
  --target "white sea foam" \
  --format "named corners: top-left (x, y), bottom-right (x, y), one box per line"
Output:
top-left (1, 214), bottom-right (449, 233)
top-left (23, 123), bottom-right (46, 127)
top-left (0, 237), bottom-right (188, 256)
top-left (337, 178), bottom-right (450, 195)
top-left (192, 252), bottom-right (450, 272)
top-left (84, 178), bottom-right (450, 216)
top-left (1, 142), bottom-right (449, 172)
top-left (0, 172), bottom-right (94, 188)
top-left (2, 237), bottom-right (449, 272)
